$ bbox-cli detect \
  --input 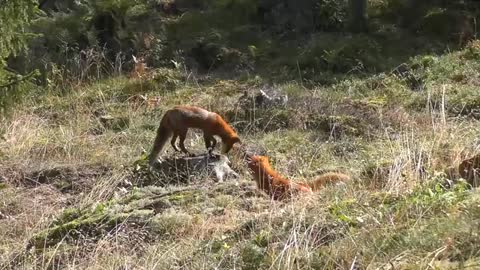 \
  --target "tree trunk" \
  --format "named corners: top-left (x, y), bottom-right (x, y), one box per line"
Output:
top-left (348, 0), bottom-right (368, 33)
